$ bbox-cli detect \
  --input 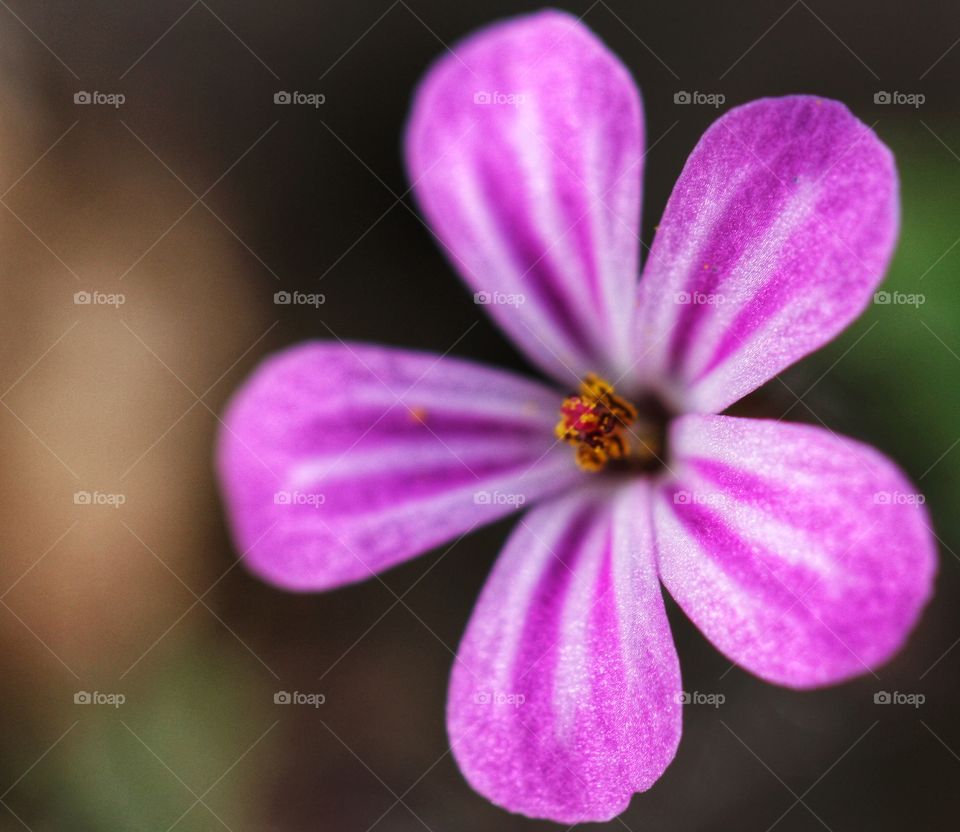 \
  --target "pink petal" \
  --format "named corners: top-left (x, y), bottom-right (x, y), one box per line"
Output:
top-left (635, 96), bottom-right (899, 413)
top-left (405, 10), bottom-right (643, 386)
top-left (655, 415), bottom-right (937, 687)
top-left (216, 342), bottom-right (580, 591)
top-left (448, 482), bottom-right (681, 823)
